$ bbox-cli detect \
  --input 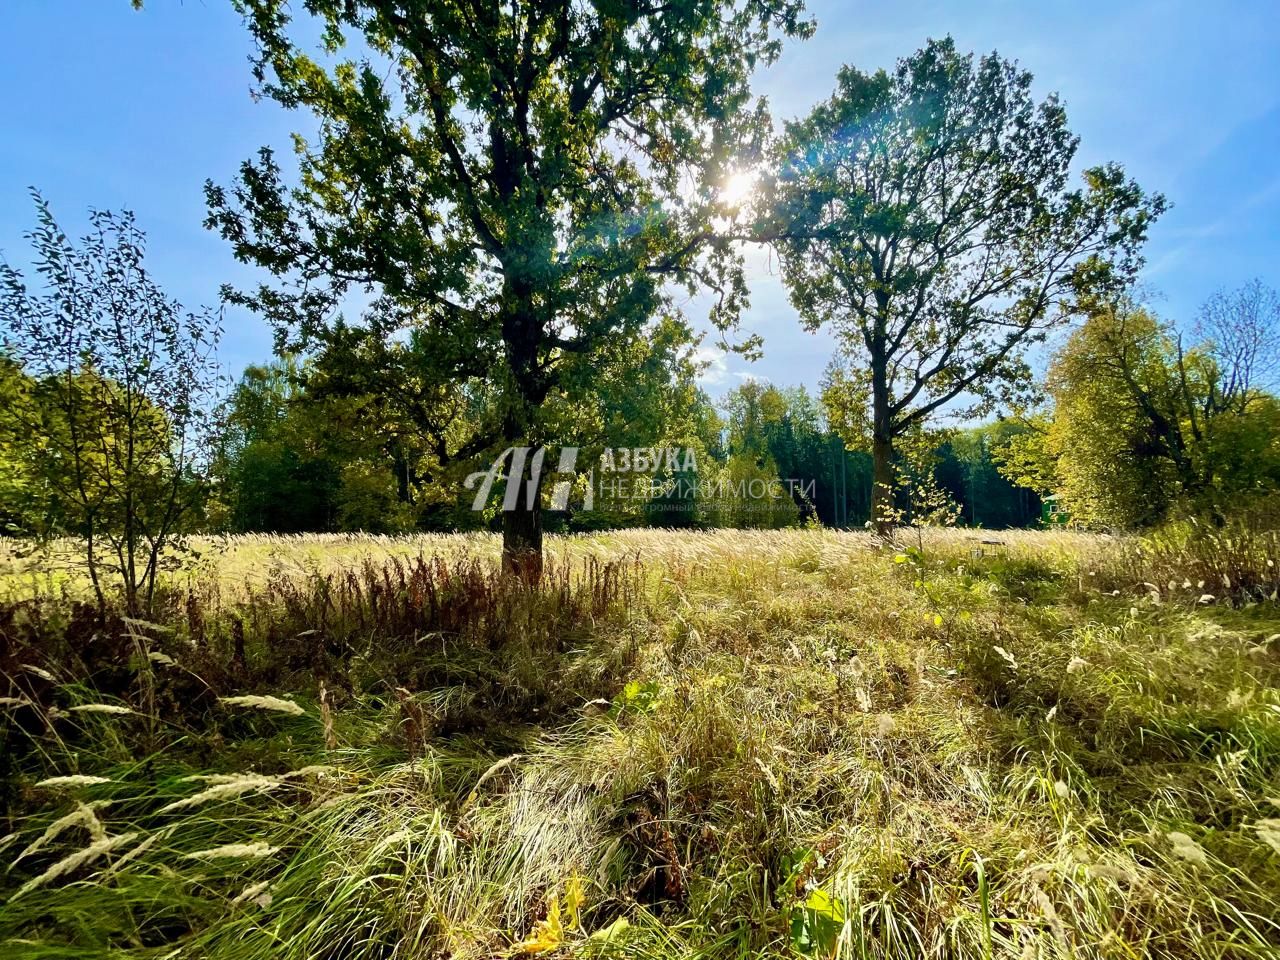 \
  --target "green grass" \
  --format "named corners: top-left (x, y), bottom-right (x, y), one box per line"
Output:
top-left (2, 529), bottom-right (1278, 958)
